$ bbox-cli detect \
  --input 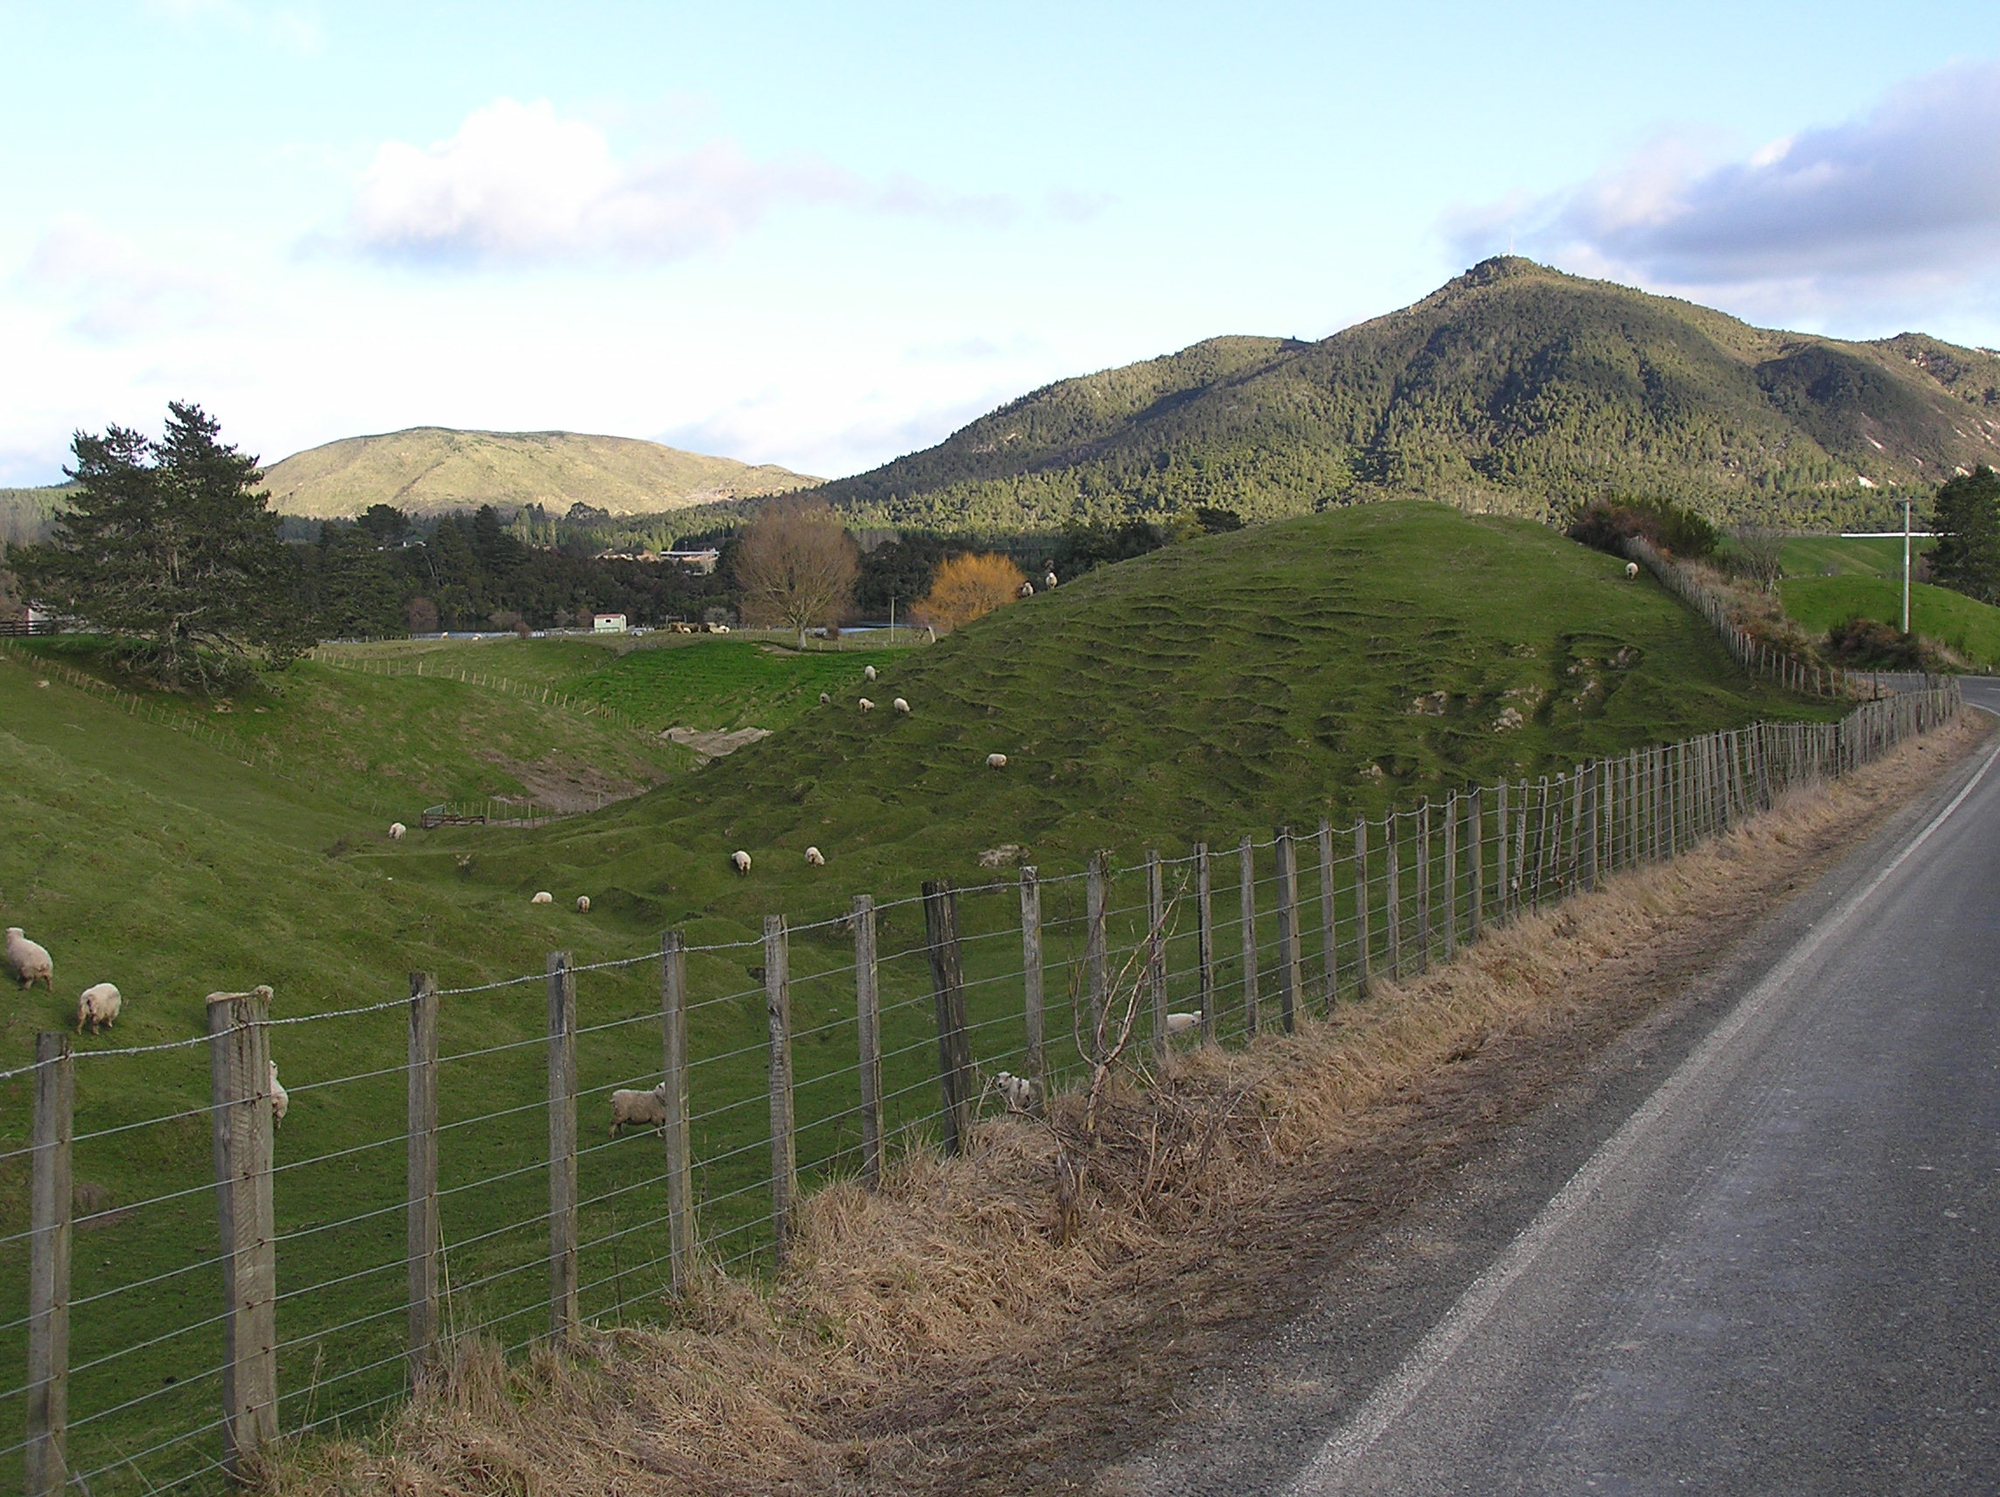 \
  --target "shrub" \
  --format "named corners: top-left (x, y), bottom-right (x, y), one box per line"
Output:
top-left (1825, 615), bottom-right (1925, 669)
top-left (1566, 497), bottom-right (1719, 561)
top-left (912, 552), bottom-right (1028, 633)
